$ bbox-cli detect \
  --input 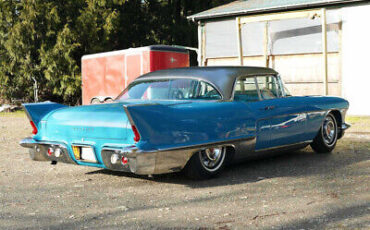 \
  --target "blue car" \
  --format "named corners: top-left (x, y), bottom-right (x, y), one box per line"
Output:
top-left (20, 67), bottom-right (350, 179)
